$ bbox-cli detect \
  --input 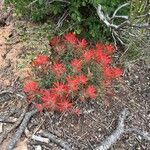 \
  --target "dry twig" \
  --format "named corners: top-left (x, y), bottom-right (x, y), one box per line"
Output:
top-left (6, 109), bottom-right (37, 150)
top-left (40, 131), bottom-right (72, 150)
top-left (128, 128), bottom-right (150, 141)
top-left (95, 109), bottom-right (150, 150)
top-left (0, 106), bottom-right (28, 144)
top-left (95, 109), bottom-right (129, 150)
